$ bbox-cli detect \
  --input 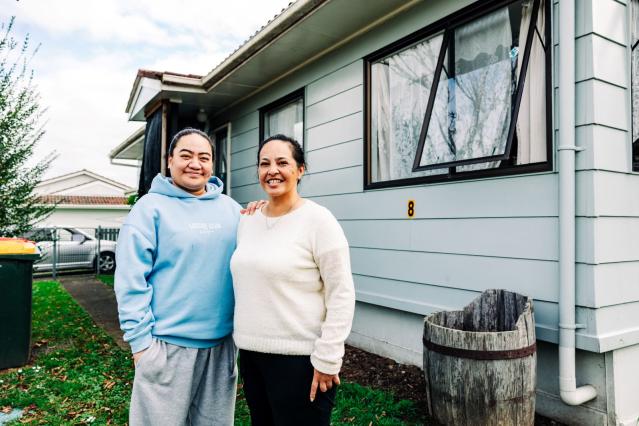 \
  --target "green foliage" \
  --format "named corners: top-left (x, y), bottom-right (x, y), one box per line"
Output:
top-left (0, 17), bottom-right (55, 236)
top-left (126, 194), bottom-right (138, 206)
